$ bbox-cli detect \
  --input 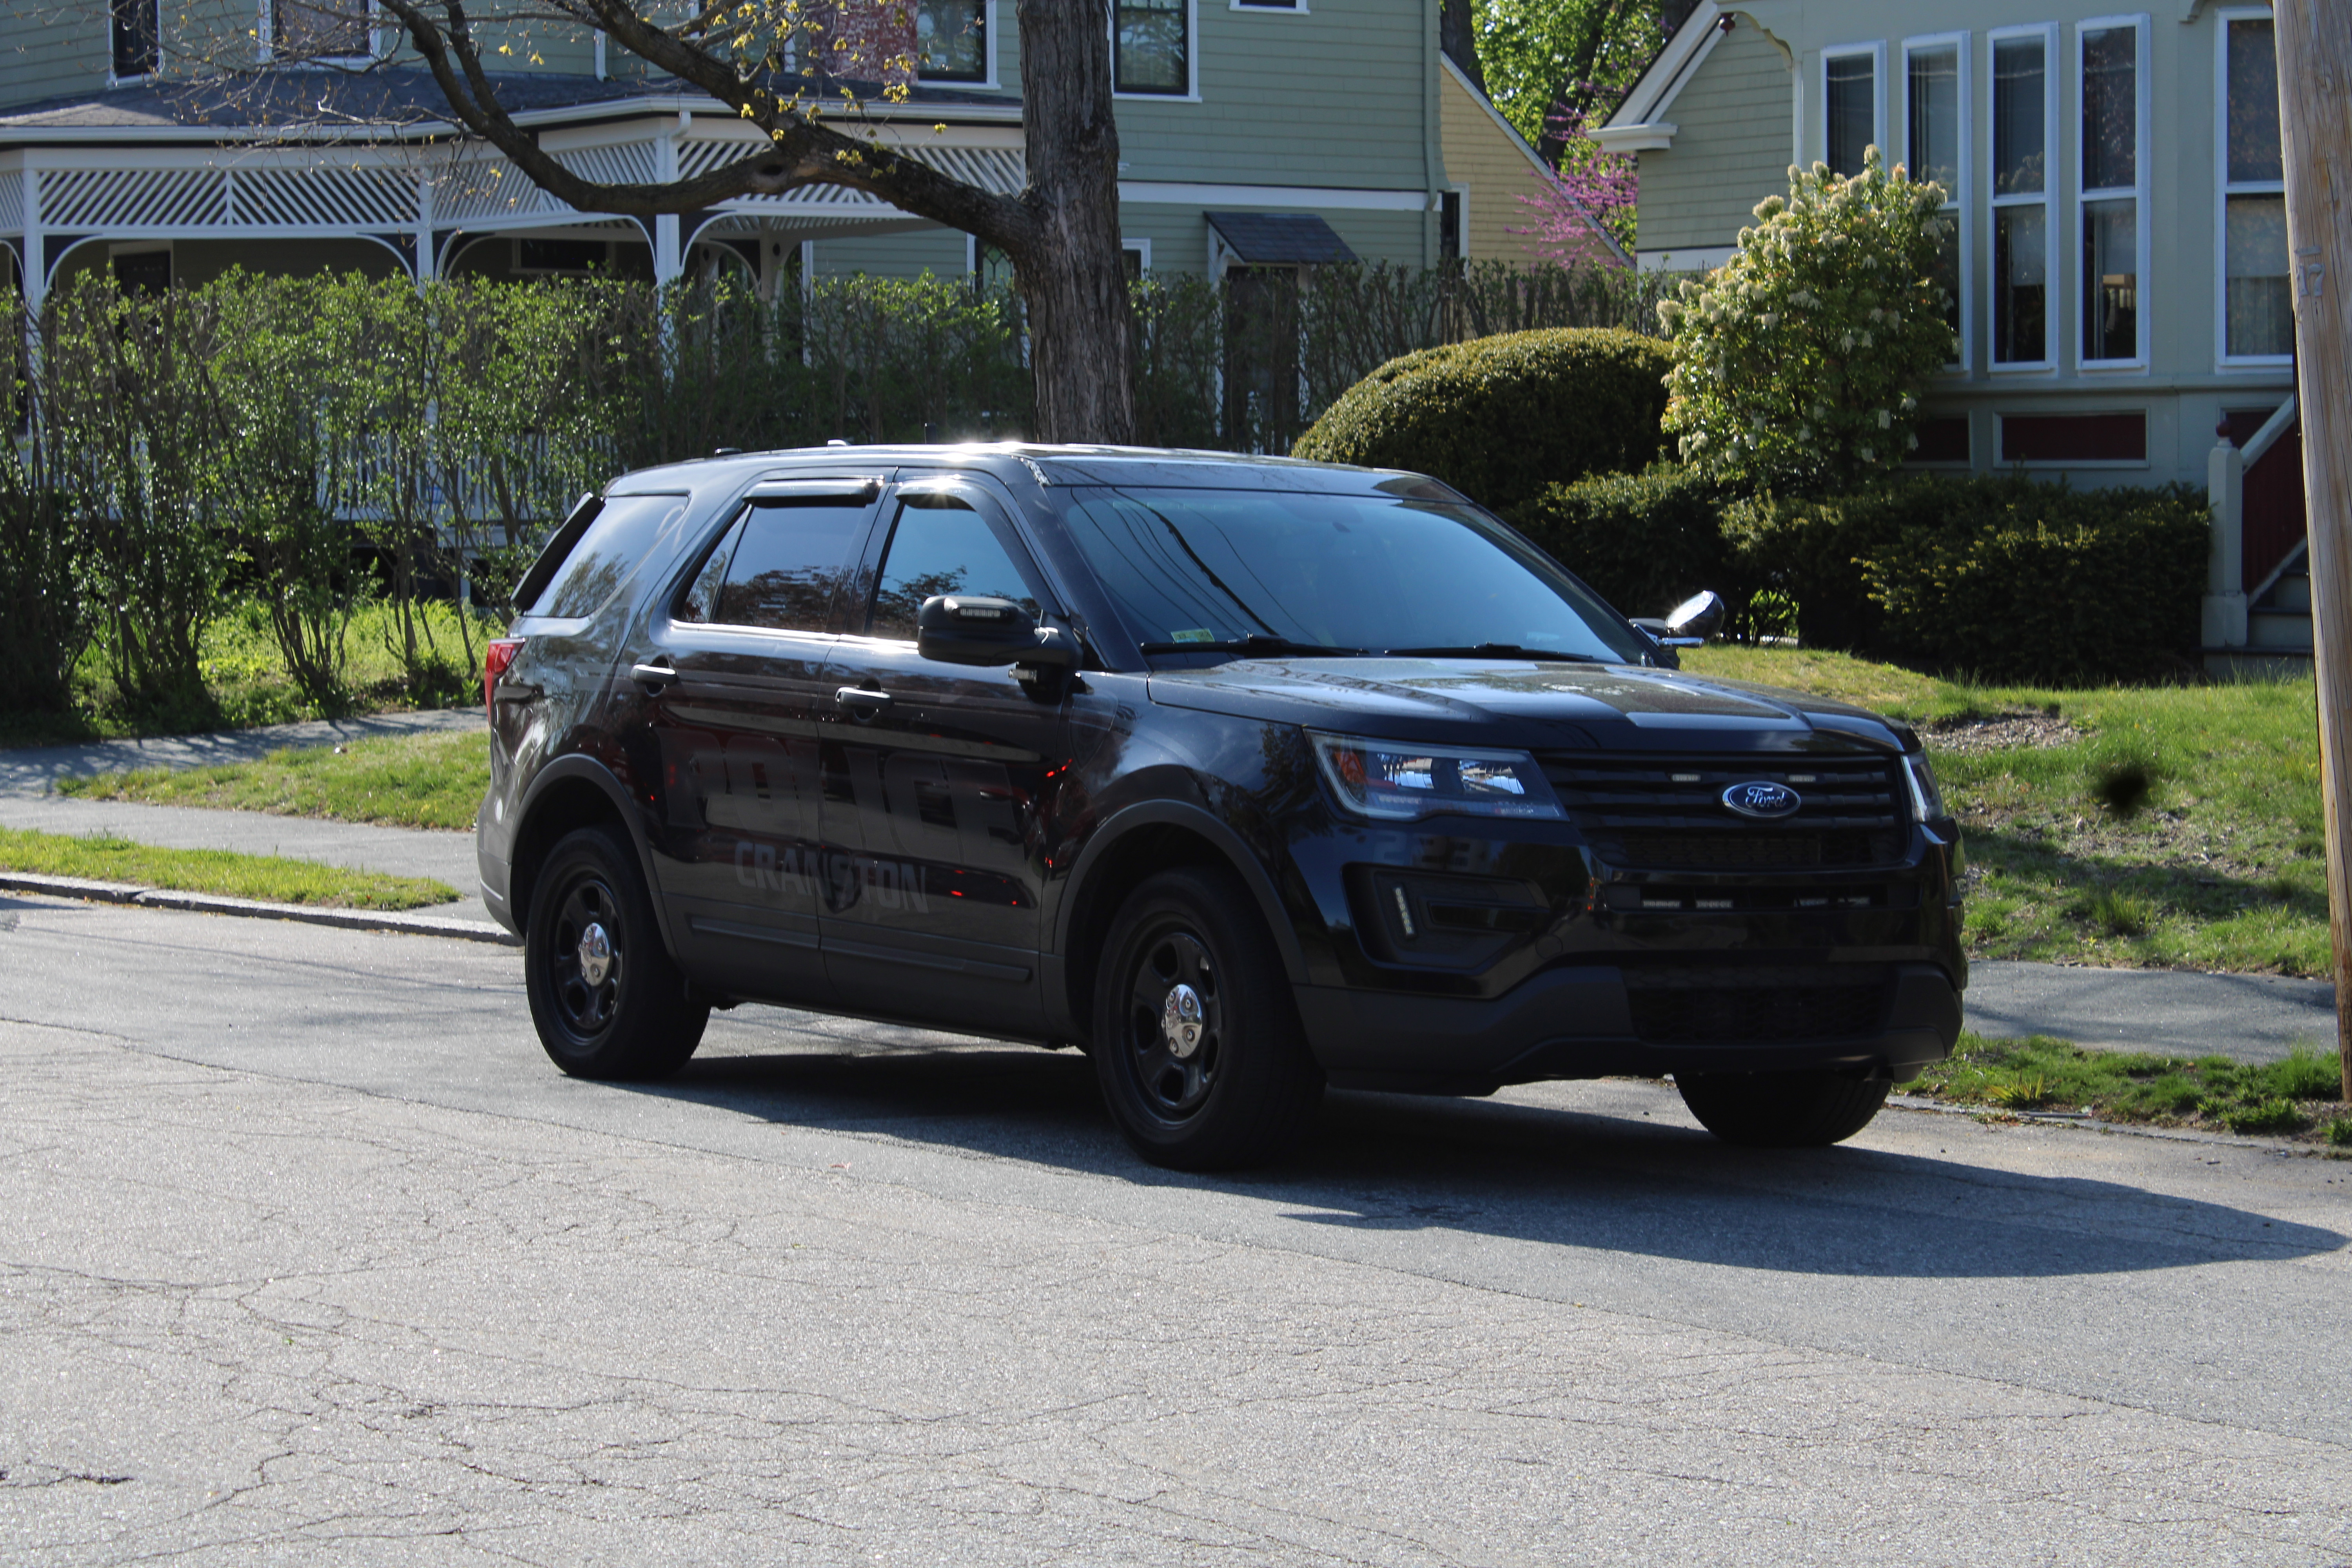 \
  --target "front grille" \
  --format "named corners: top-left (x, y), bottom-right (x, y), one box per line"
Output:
top-left (1622, 965), bottom-right (1890, 1045)
top-left (1541, 753), bottom-right (1905, 870)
